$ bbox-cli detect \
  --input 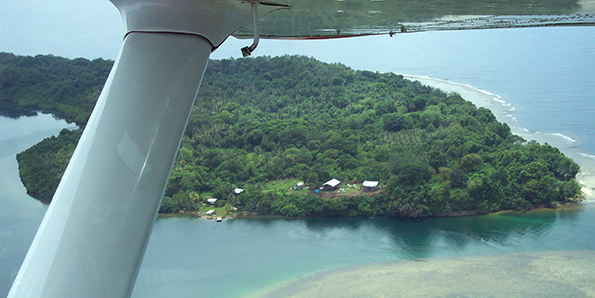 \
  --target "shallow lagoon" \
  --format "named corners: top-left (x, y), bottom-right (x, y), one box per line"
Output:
top-left (133, 204), bottom-right (595, 297)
